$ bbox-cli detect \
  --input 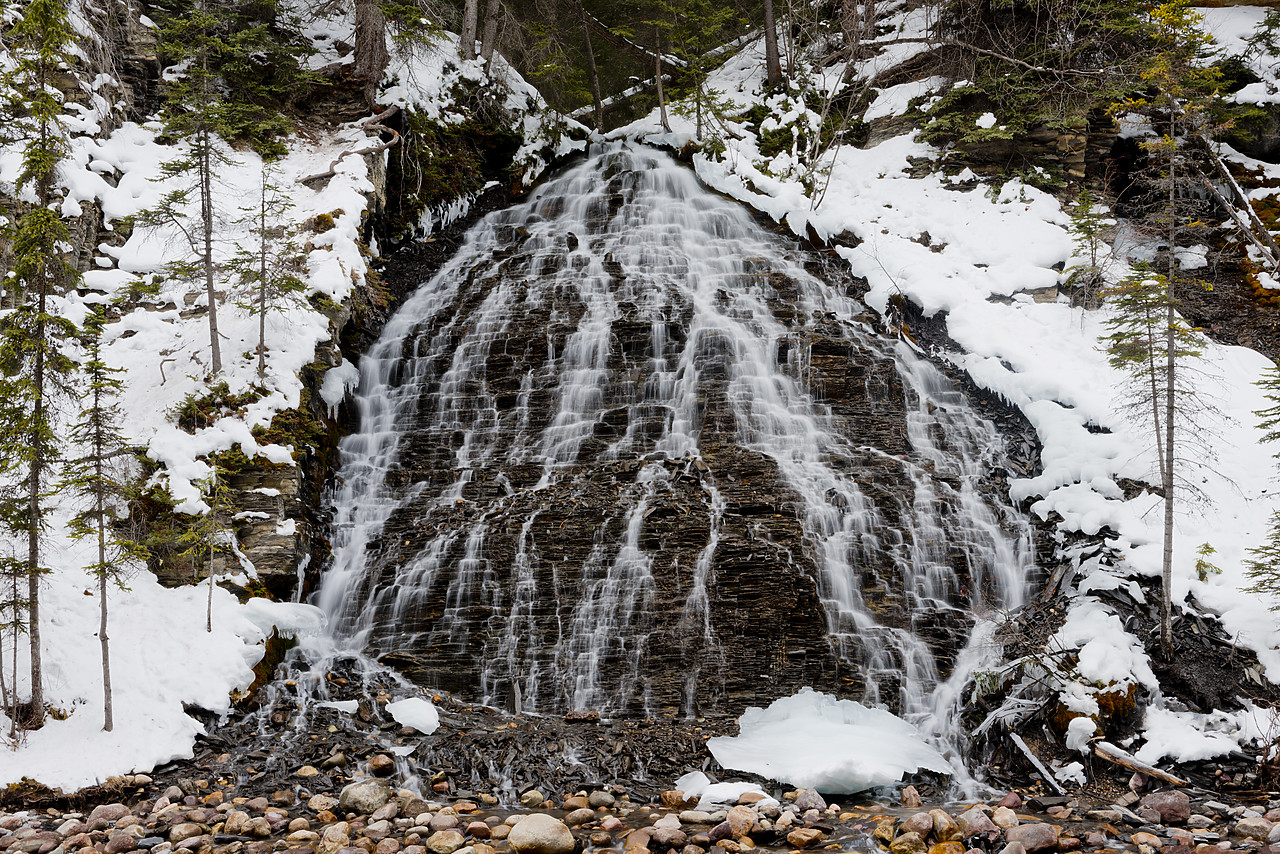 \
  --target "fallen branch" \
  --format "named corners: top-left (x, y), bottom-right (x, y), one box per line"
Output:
top-left (1094, 741), bottom-right (1189, 787)
top-left (1009, 731), bottom-right (1068, 796)
top-left (301, 105), bottom-right (402, 186)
